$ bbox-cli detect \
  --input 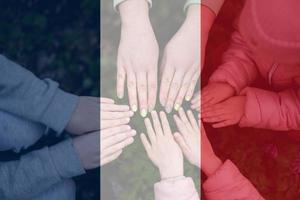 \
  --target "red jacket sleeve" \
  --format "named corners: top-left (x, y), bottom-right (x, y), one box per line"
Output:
top-left (239, 87), bottom-right (300, 130)
top-left (209, 31), bottom-right (258, 94)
